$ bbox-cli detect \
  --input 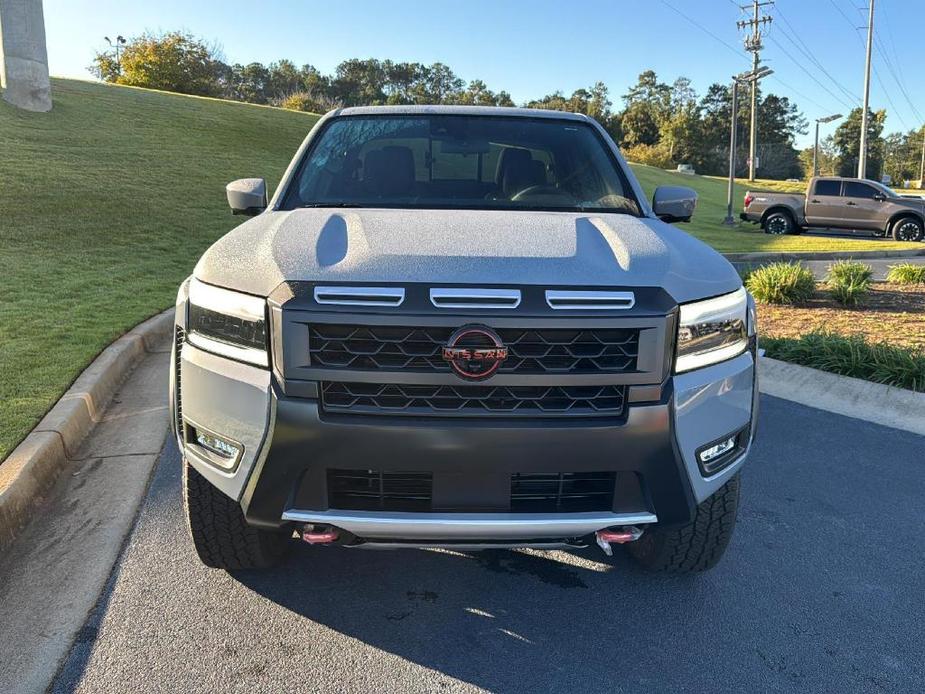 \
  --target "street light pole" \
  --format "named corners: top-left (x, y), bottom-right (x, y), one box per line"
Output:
top-left (725, 67), bottom-right (772, 226)
top-left (724, 79), bottom-right (740, 226)
top-left (813, 114), bottom-right (842, 177)
top-left (813, 120), bottom-right (820, 178)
